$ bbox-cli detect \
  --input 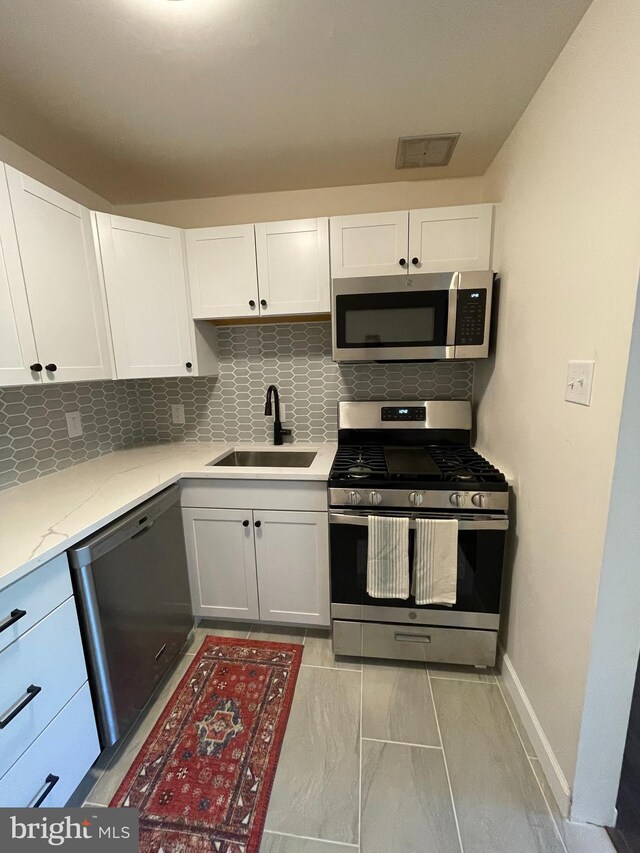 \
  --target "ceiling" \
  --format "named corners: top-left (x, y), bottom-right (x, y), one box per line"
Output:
top-left (0, 0), bottom-right (592, 204)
